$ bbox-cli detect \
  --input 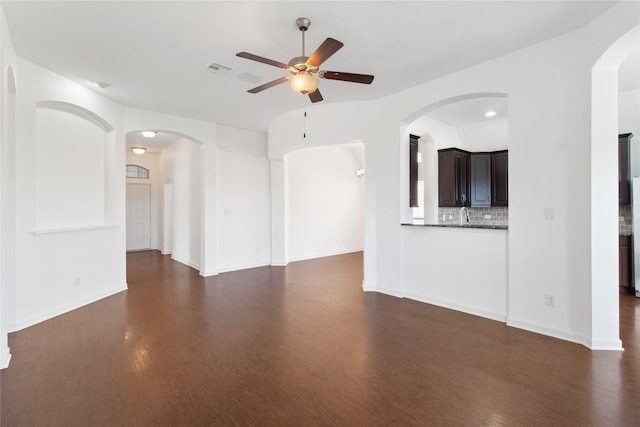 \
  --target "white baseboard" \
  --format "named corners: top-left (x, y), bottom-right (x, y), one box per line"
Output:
top-left (199, 269), bottom-right (218, 277)
top-left (588, 337), bottom-right (624, 351)
top-left (1, 347), bottom-right (11, 369)
top-left (270, 262), bottom-right (288, 267)
top-left (171, 255), bottom-right (201, 271)
top-left (10, 284), bottom-right (128, 332)
top-left (362, 281), bottom-right (375, 292)
top-left (288, 248), bottom-right (363, 263)
top-left (376, 287), bottom-right (403, 298)
top-left (404, 291), bottom-right (507, 323)
top-left (505, 316), bottom-right (619, 350)
top-left (217, 262), bottom-right (271, 274)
